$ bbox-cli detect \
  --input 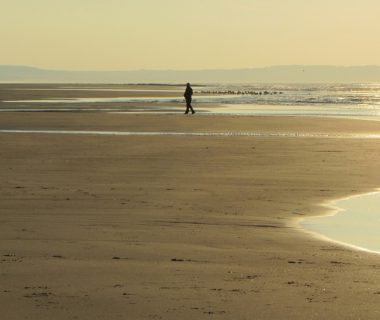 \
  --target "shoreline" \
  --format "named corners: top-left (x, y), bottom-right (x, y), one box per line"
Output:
top-left (294, 189), bottom-right (380, 256)
top-left (3, 128), bottom-right (380, 139)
